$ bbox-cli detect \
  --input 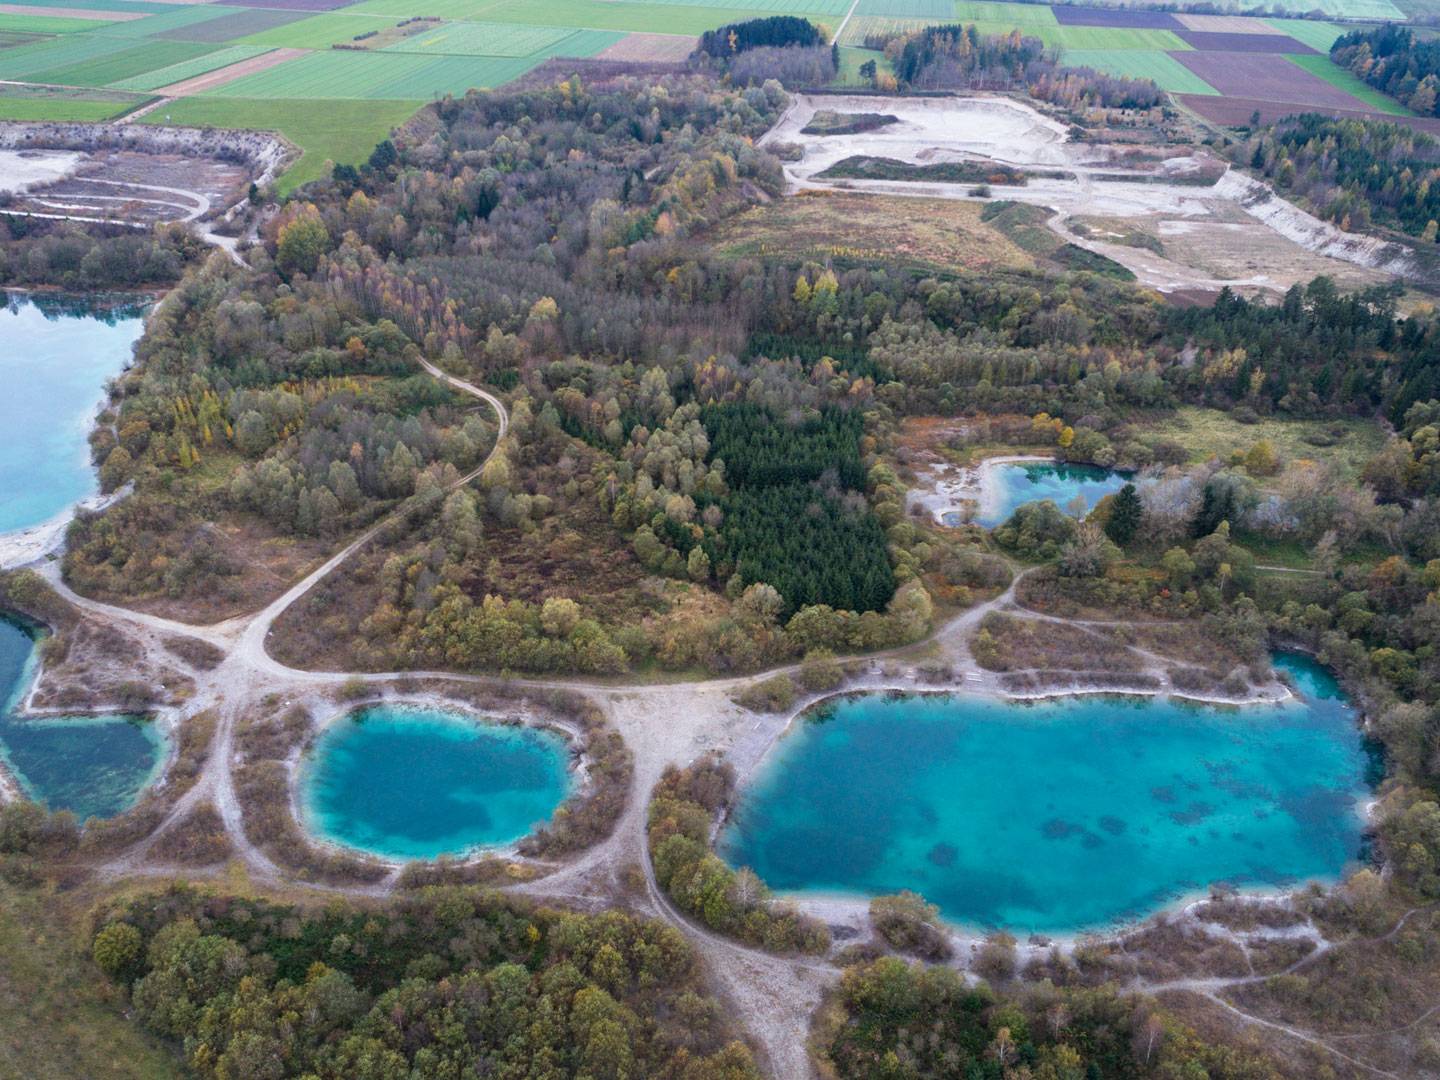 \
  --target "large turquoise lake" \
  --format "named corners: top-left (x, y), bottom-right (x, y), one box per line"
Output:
top-left (0, 293), bottom-right (142, 534)
top-left (720, 656), bottom-right (1372, 932)
top-left (302, 706), bottom-right (572, 860)
top-left (979, 460), bottom-right (1128, 527)
top-left (0, 617), bottom-right (163, 821)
